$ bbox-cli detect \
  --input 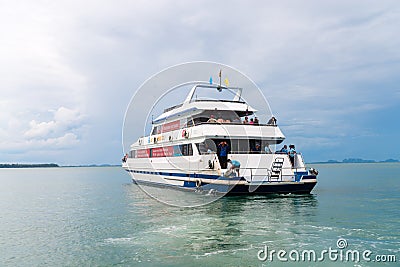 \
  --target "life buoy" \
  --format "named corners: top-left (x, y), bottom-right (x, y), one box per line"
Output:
top-left (195, 179), bottom-right (202, 188)
top-left (182, 129), bottom-right (189, 138)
